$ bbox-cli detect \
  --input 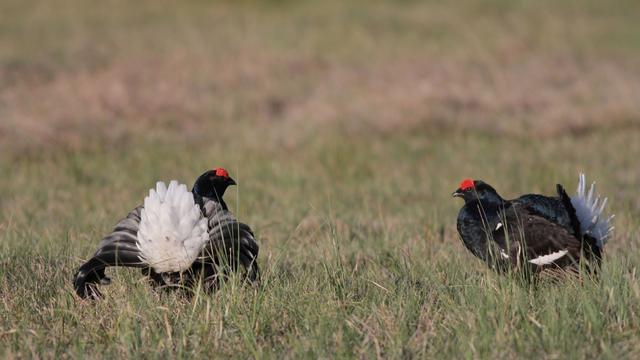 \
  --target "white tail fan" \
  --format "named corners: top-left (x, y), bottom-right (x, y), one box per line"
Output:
top-left (570, 173), bottom-right (614, 248)
top-left (137, 181), bottom-right (209, 273)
